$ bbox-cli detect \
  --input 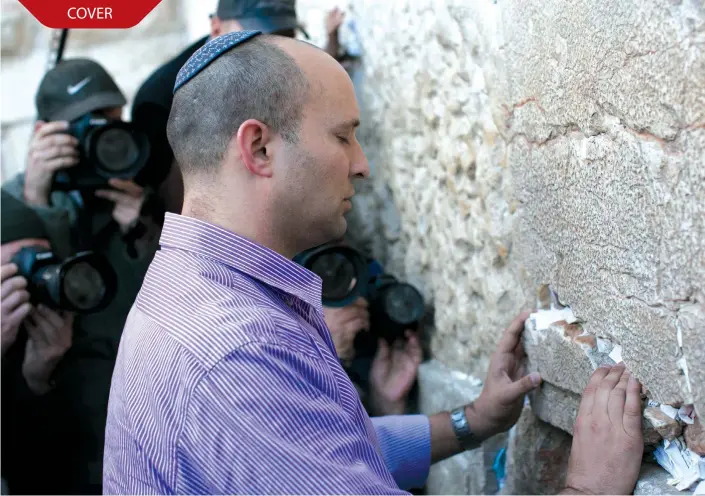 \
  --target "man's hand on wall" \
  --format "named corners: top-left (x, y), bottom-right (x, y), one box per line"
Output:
top-left (22, 305), bottom-right (73, 395)
top-left (562, 364), bottom-right (643, 495)
top-left (369, 330), bottom-right (423, 416)
top-left (24, 121), bottom-right (80, 206)
top-left (467, 311), bottom-right (542, 439)
top-left (95, 178), bottom-right (146, 233)
top-left (323, 297), bottom-right (369, 362)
